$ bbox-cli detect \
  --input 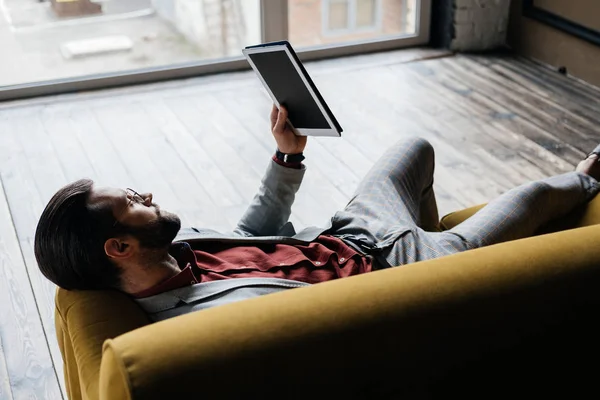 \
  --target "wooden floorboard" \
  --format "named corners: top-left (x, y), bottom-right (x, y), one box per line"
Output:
top-left (0, 48), bottom-right (599, 399)
top-left (2, 111), bottom-right (68, 398)
top-left (487, 56), bottom-right (600, 115)
top-left (0, 337), bottom-right (12, 400)
top-left (446, 57), bottom-right (597, 155)
top-left (401, 59), bottom-right (578, 176)
top-left (458, 57), bottom-right (599, 138)
top-left (0, 175), bottom-right (62, 399)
